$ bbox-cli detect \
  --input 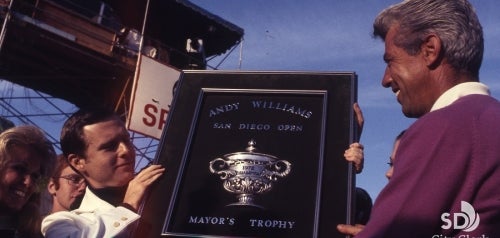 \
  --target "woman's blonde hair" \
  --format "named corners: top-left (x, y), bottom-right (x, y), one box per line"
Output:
top-left (0, 125), bottom-right (56, 237)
